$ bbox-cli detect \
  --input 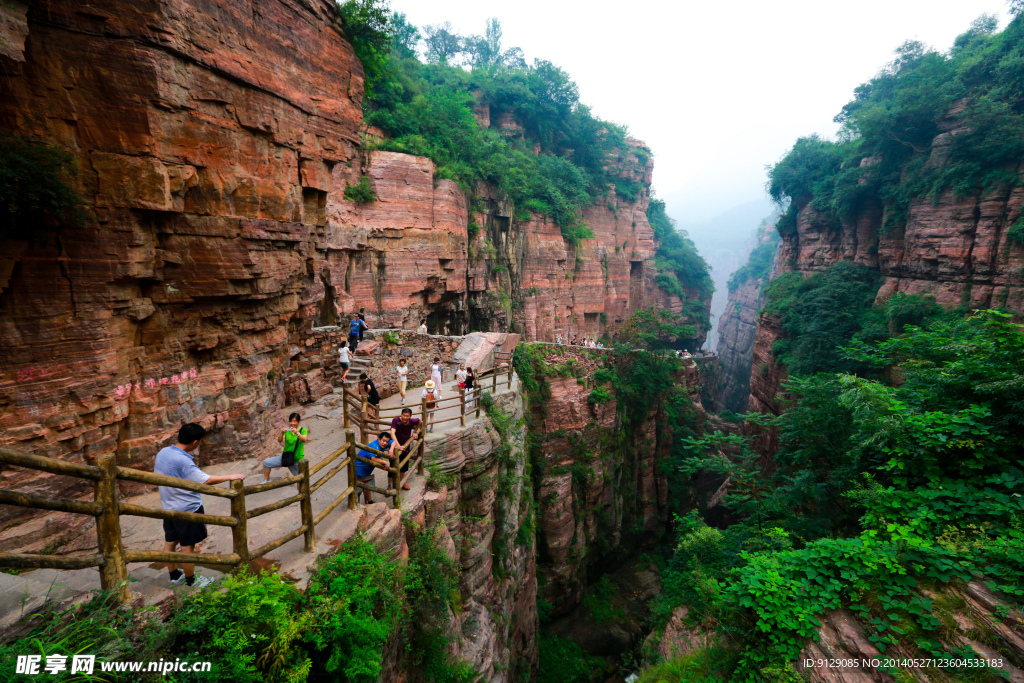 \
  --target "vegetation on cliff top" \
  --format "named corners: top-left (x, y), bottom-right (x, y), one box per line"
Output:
top-left (337, 1), bottom-right (712, 305)
top-left (653, 311), bottom-right (1024, 681)
top-left (767, 11), bottom-right (1024, 238)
